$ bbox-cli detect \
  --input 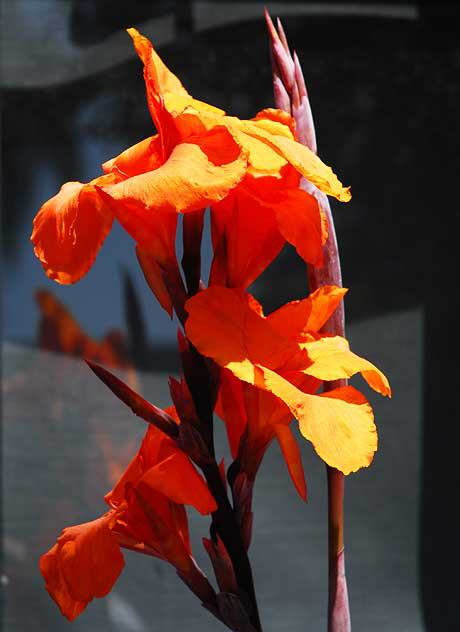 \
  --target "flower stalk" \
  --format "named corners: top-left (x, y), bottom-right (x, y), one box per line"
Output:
top-left (265, 10), bottom-right (351, 631)
top-left (32, 20), bottom-right (389, 631)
